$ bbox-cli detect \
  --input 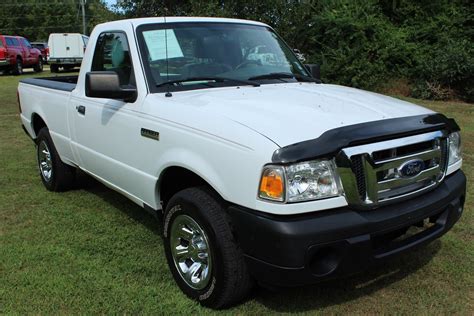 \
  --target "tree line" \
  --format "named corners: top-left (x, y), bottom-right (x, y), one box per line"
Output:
top-left (117, 0), bottom-right (473, 102)
top-left (0, 0), bottom-right (116, 41)
top-left (1, 0), bottom-right (472, 101)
